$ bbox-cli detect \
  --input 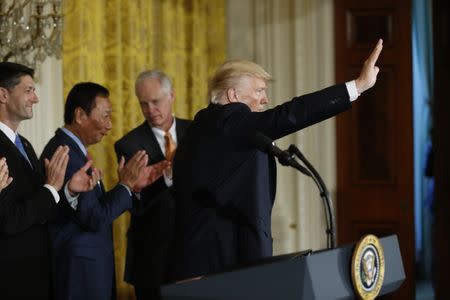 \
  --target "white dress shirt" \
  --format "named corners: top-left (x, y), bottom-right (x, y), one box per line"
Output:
top-left (151, 117), bottom-right (177, 187)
